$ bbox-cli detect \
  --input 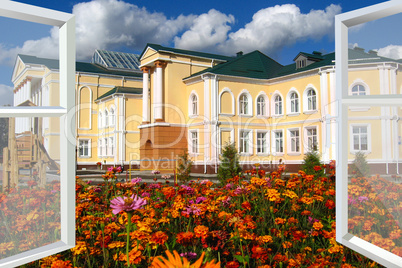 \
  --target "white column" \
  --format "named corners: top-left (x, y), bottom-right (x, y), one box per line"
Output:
top-left (203, 75), bottom-right (210, 172)
top-left (320, 71), bottom-right (329, 162)
top-left (329, 70), bottom-right (336, 160)
top-left (118, 96), bottom-right (125, 162)
top-left (27, 79), bottom-right (31, 101)
top-left (154, 61), bottom-right (165, 121)
top-left (141, 67), bottom-right (150, 123)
